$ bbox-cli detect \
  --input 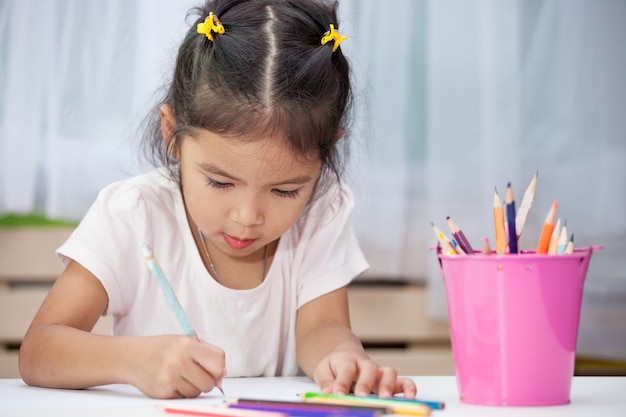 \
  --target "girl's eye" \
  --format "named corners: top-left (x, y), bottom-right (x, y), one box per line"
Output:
top-left (206, 177), bottom-right (232, 189)
top-left (273, 189), bottom-right (300, 199)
